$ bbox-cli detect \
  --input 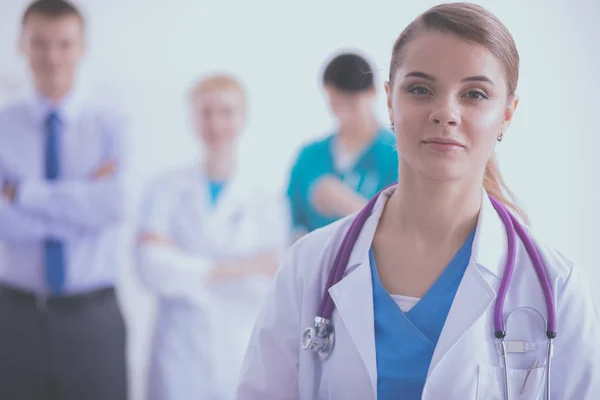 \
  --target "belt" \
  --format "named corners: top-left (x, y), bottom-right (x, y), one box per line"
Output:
top-left (0, 284), bottom-right (115, 311)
